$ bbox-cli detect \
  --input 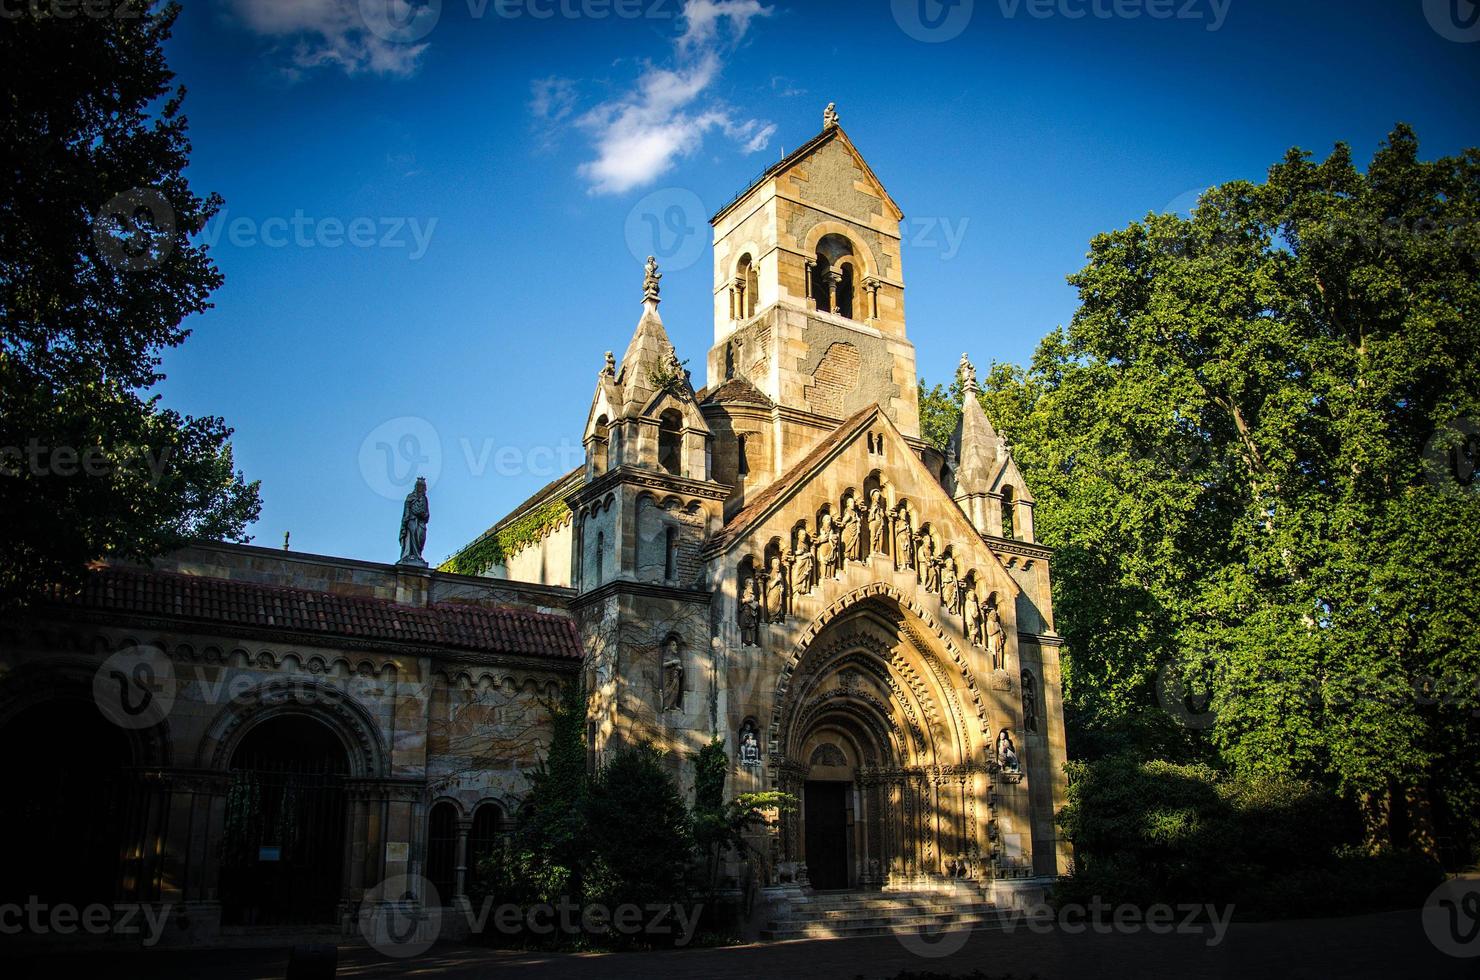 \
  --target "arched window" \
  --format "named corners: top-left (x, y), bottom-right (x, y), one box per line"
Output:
top-left (1001, 485), bottom-right (1016, 540)
top-left (426, 801), bottom-right (458, 902)
top-left (737, 434), bottom-right (750, 478)
top-left (735, 254), bottom-right (757, 319)
top-left (468, 802), bottom-right (505, 876)
top-left (1022, 669), bottom-right (1039, 734)
top-left (812, 234), bottom-right (858, 317)
top-left (664, 526), bottom-right (678, 580)
top-left (658, 410), bottom-right (683, 475)
top-left (591, 415), bottom-right (609, 474)
top-left (593, 530), bottom-right (604, 585)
